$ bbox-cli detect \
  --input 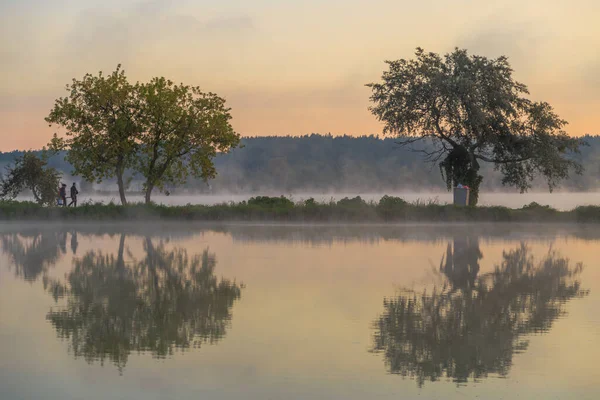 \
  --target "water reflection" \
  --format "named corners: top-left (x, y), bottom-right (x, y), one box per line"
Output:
top-left (373, 243), bottom-right (588, 386)
top-left (440, 237), bottom-right (482, 291)
top-left (1, 231), bottom-right (67, 281)
top-left (214, 224), bottom-right (600, 246)
top-left (35, 234), bottom-right (243, 373)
